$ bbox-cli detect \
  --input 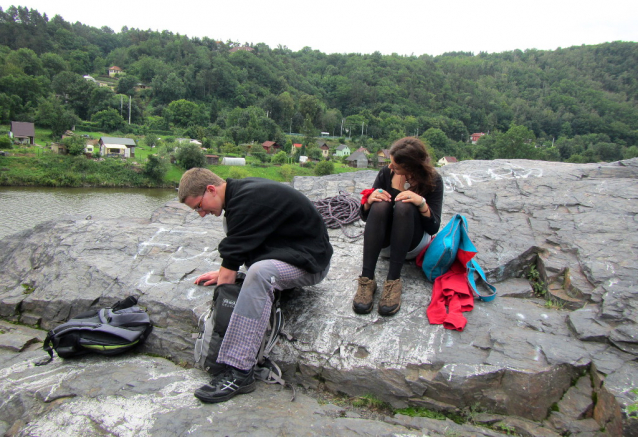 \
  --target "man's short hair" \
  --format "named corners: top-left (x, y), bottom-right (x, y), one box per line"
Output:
top-left (178, 168), bottom-right (225, 203)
